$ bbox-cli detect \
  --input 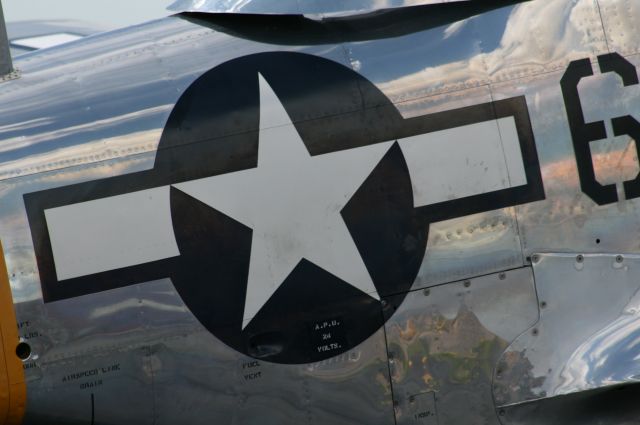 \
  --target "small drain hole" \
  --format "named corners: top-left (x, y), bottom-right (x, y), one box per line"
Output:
top-left (15, 342), bottom-right (31, 360)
